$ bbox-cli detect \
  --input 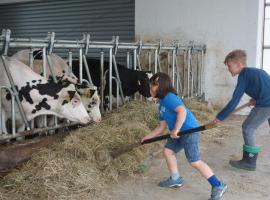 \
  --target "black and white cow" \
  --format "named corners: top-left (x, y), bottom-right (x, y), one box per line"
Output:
top-left (71, 58), bottom-right (153, 108)
top-left (12, 49), bottom-right (79, 84)
top-left (0, 58), bottom-right (91, 133)
top-left (11, 49), bottom-right (101, 123)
